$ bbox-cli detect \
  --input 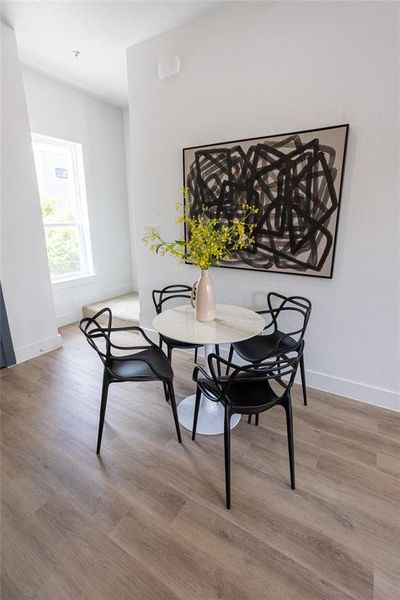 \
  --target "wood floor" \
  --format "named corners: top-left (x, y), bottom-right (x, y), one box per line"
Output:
top-left (1, 324), bottom-right (399, 600)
